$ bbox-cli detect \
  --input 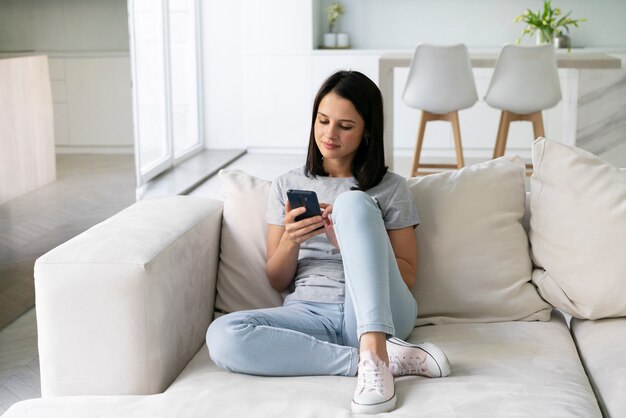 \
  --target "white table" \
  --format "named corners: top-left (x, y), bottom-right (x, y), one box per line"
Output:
top-left (379, 52), bottom-right (622, 168)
